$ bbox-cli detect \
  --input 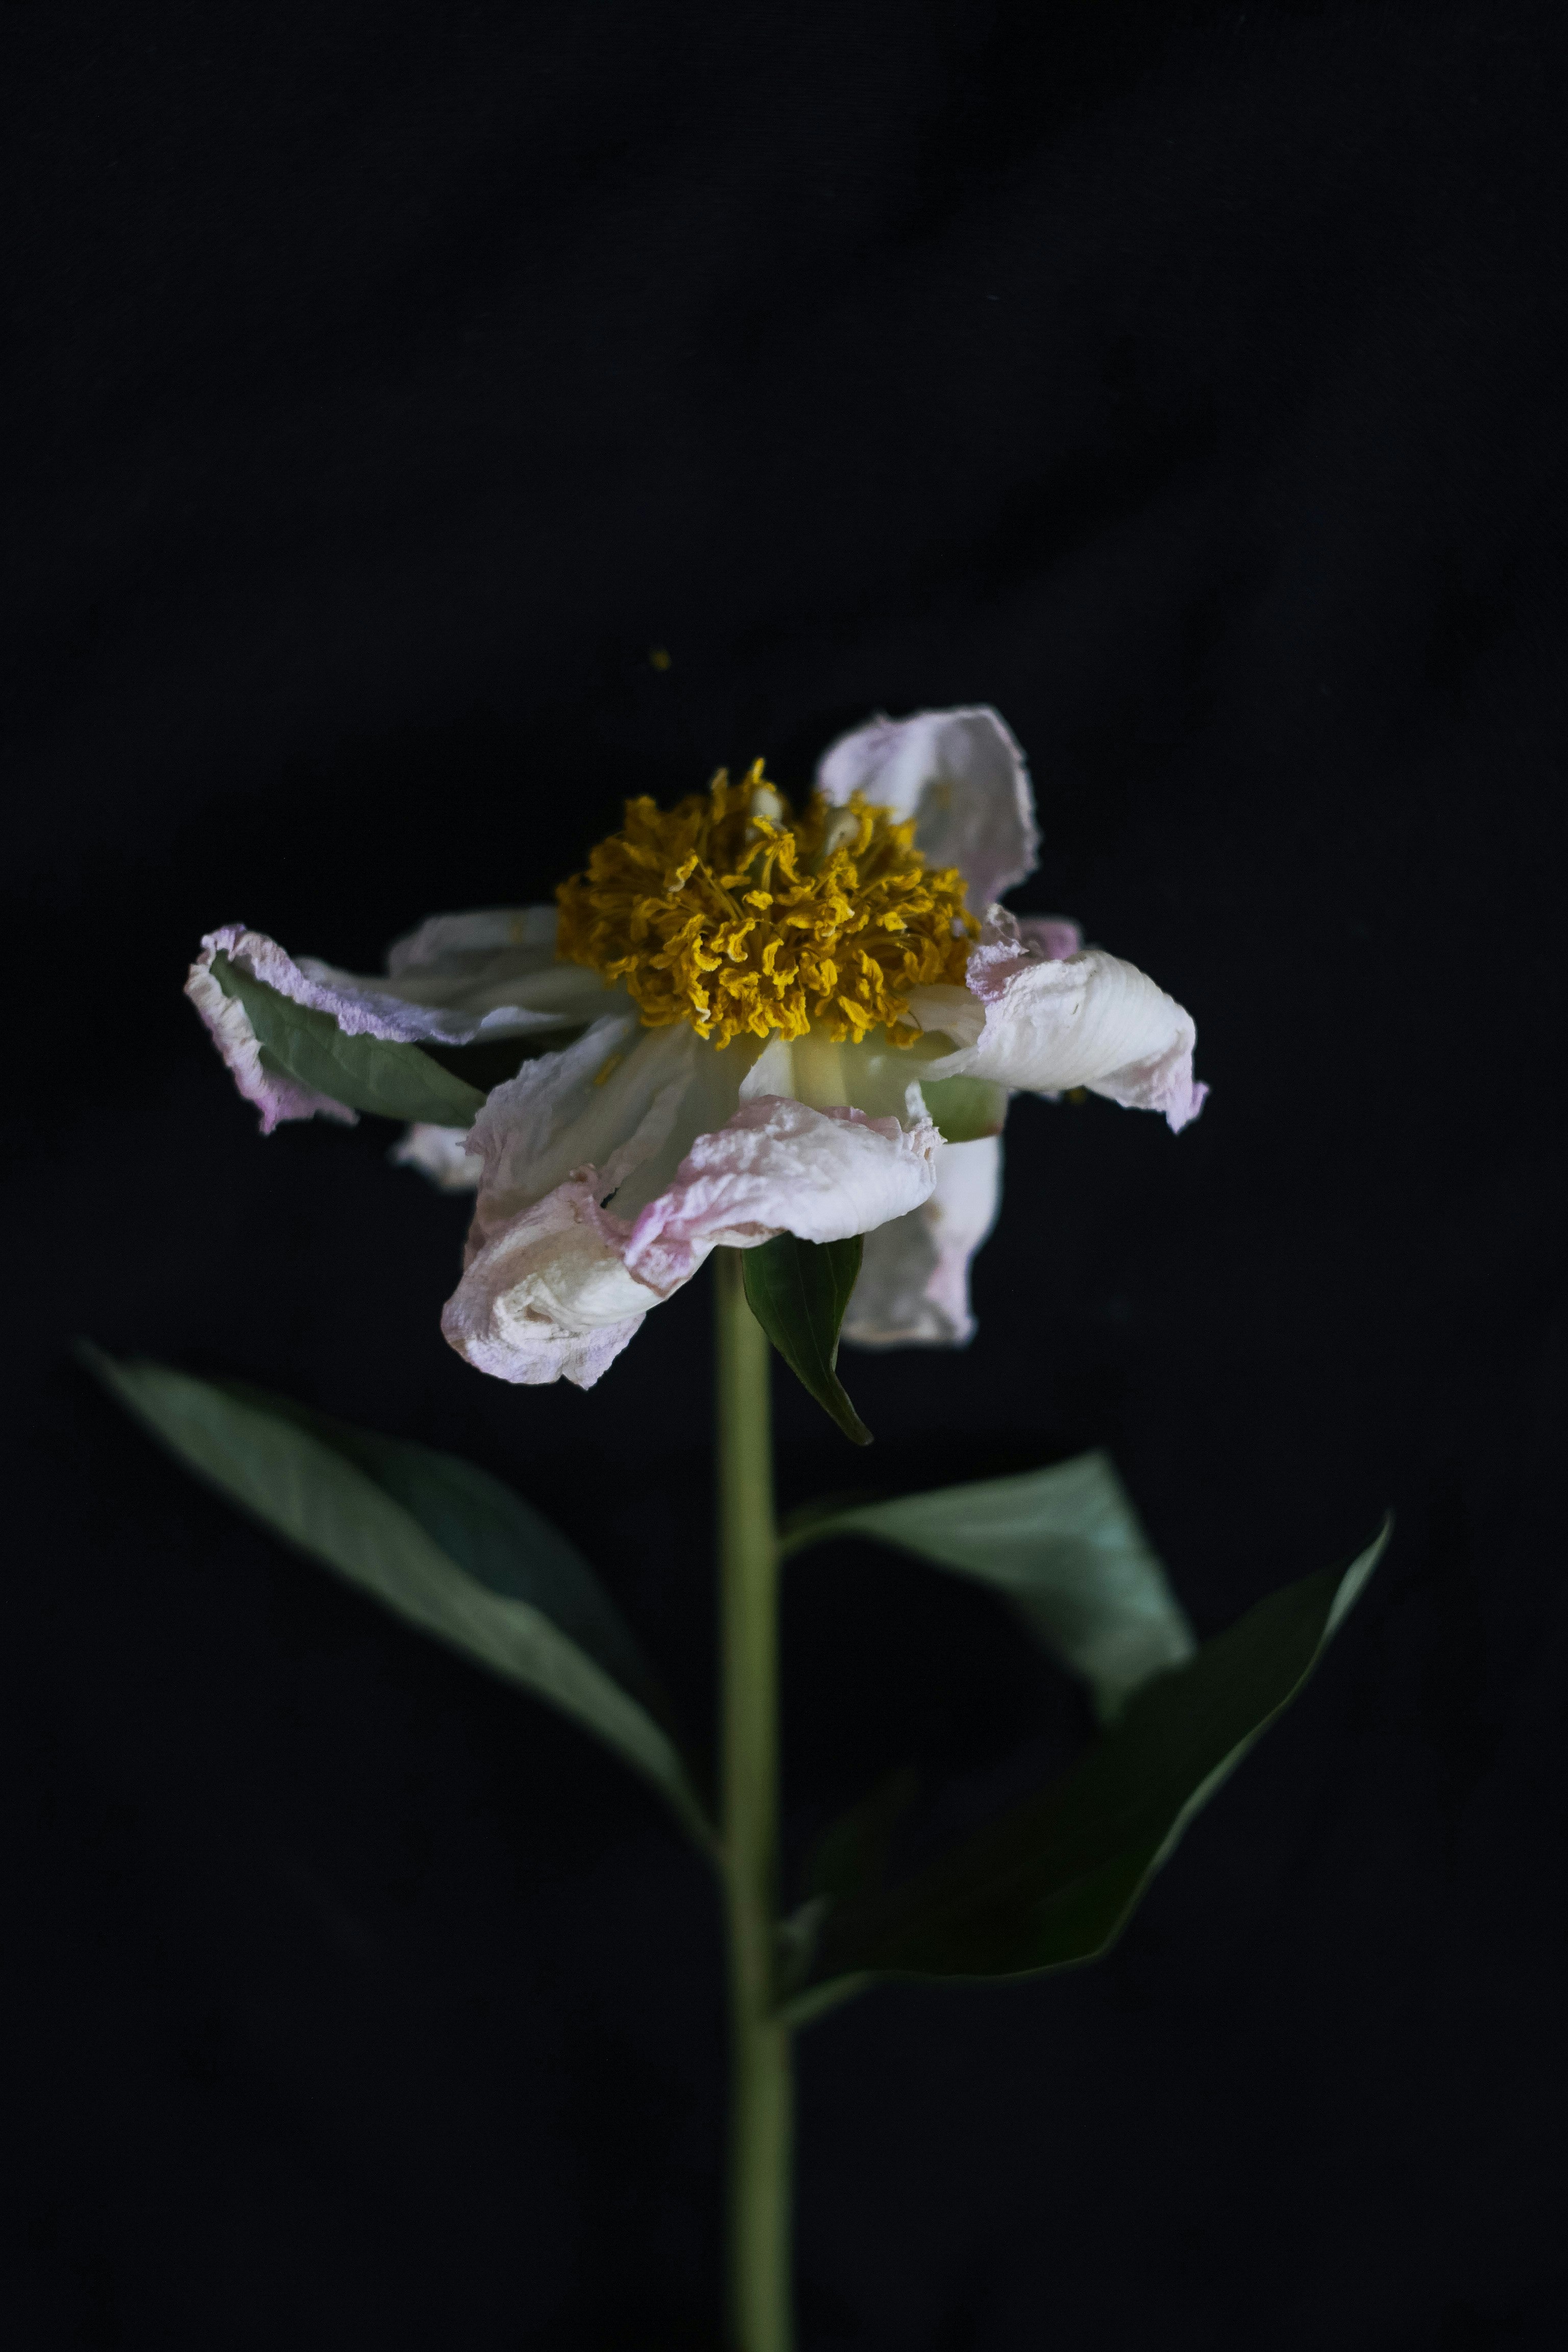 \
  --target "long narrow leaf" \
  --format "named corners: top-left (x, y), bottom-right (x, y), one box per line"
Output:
top-left (83, 1349), bottom-right (715, 1852)
top-left (784, 1451), bottom-right (1195, 1721)
top-left (780, 1524), bottom-right (1388, 2013)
